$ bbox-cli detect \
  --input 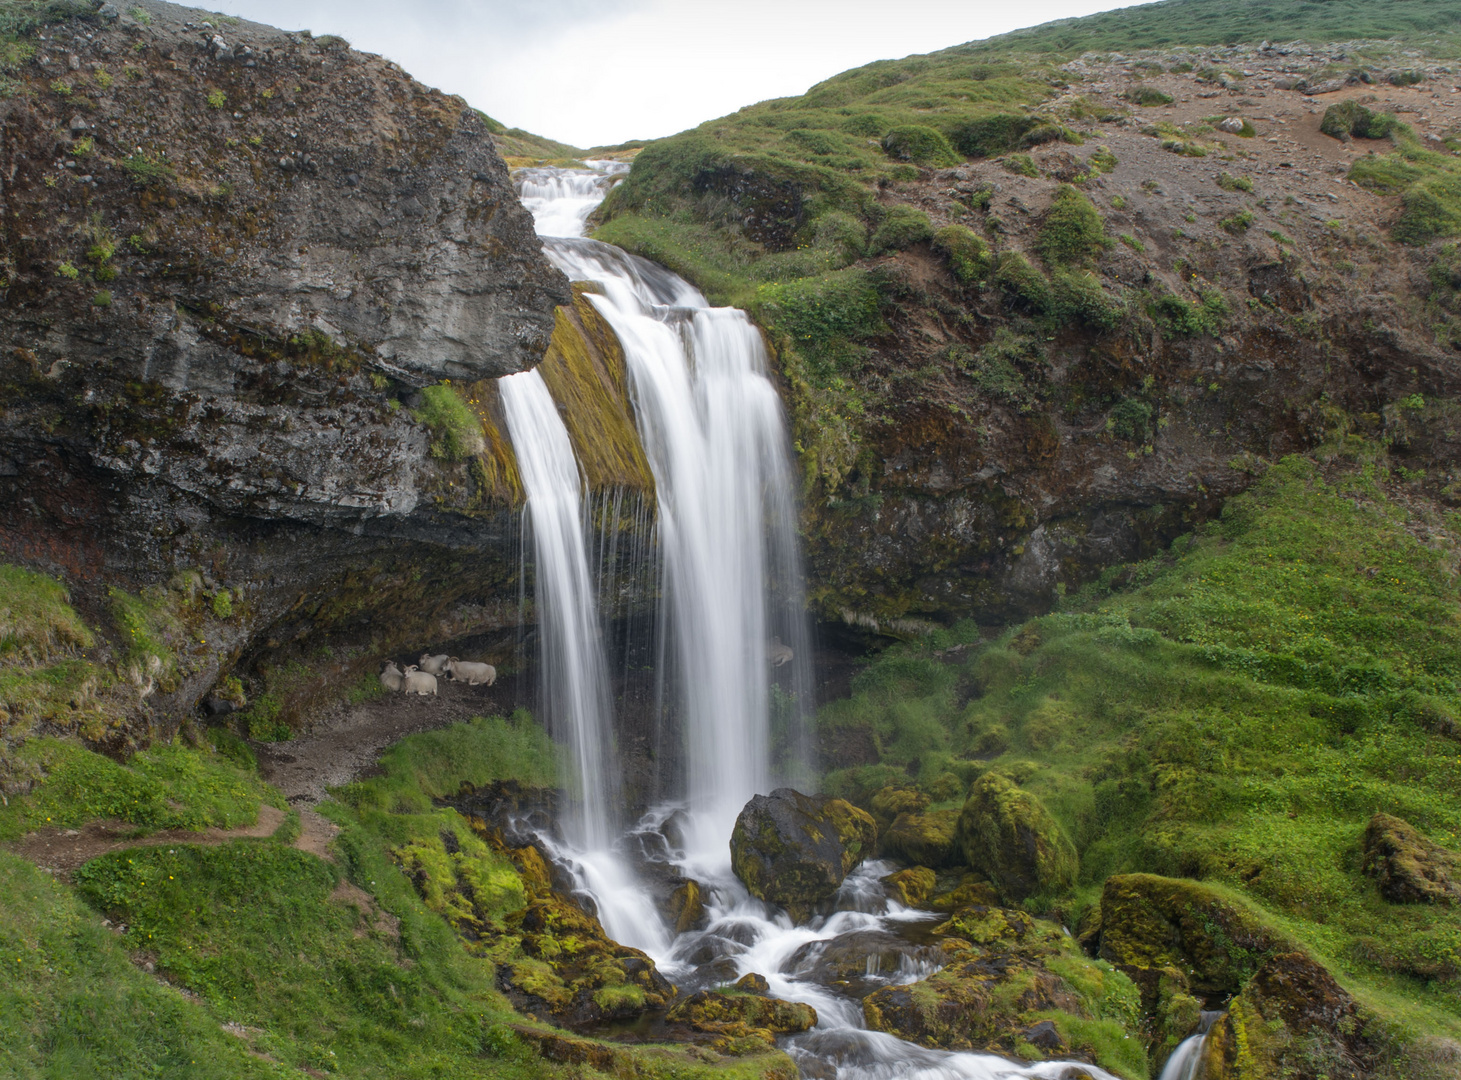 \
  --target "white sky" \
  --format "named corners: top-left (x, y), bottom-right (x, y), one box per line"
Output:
top-left (215, 0), bottom-right (1159, 148)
